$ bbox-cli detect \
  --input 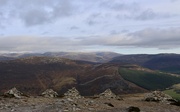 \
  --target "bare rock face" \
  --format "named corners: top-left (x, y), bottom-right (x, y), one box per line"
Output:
top-left (98, 89), bottom-right (122, 100)
top-left (41, 89), bottom-right (58, 98)
top-left (144, 91), bottom-right (173, 103)
top-left (4, 87), bottom-right (23, 98)
top-left (64, 87), bottom-right (82, 99)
